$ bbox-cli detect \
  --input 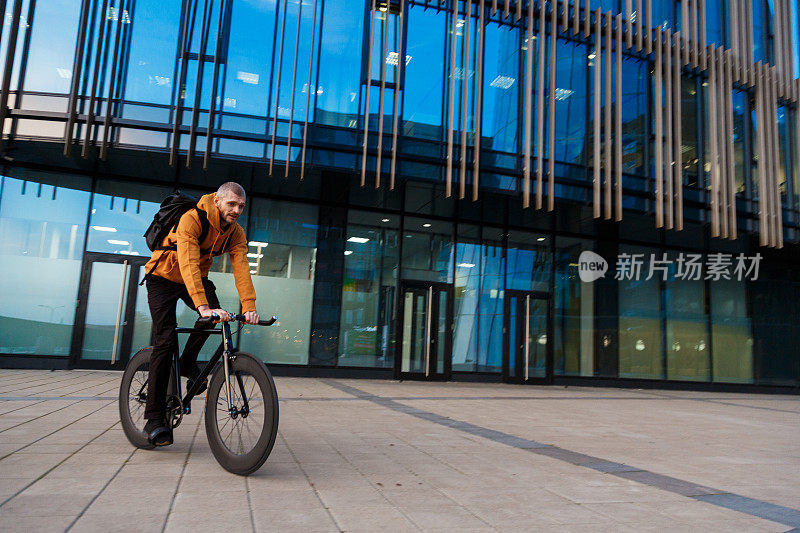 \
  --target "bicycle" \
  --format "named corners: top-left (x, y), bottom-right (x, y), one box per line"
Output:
top-left (118, 311), bottom-right (279, 475)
